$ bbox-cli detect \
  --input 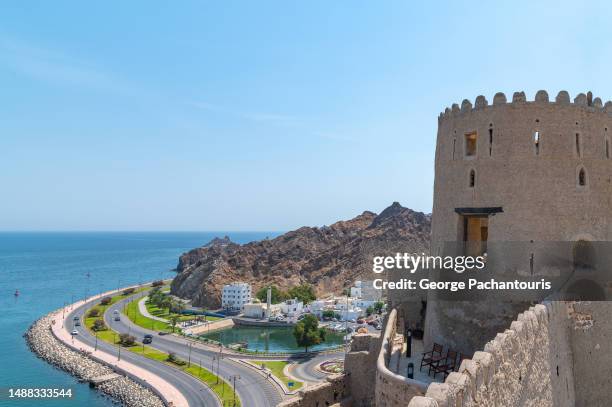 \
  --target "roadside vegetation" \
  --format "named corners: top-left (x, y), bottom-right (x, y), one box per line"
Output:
top-left (83, 284), bottom-right (240, 406)
top-left (255, 283), bottom-right (316, 304)
top-left (254, 360), bottom-right (303, 391)
top-left (83, 285), bottom-right (149, 344)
